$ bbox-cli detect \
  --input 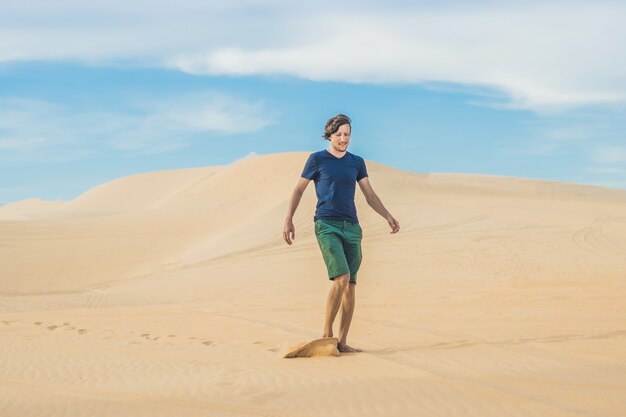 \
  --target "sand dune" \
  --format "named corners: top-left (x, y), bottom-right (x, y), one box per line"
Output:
top-left (0, 198), bottom-right (68, 220)
top-left (1, 152), bottom-right (626, 417)
top-left (66, 166), bottom-right (223, 214)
